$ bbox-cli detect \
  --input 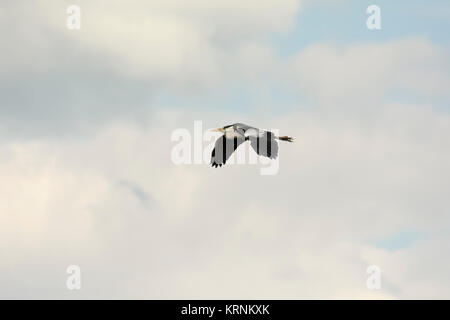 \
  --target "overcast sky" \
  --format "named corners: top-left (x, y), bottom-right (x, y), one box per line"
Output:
top-left (1, 0), bottom-right (449, 299)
